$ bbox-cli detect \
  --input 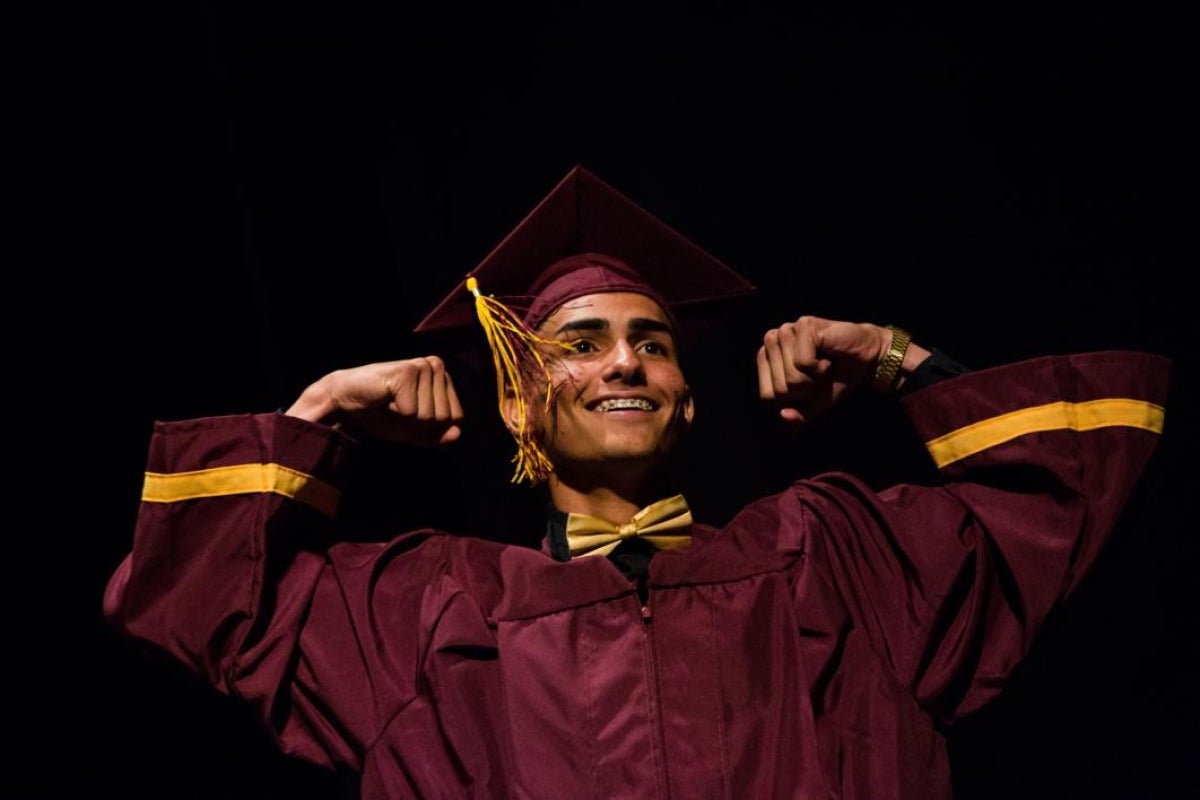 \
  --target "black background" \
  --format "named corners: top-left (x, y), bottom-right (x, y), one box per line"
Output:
top-left (42, 3), bottom-right (1198, 798)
